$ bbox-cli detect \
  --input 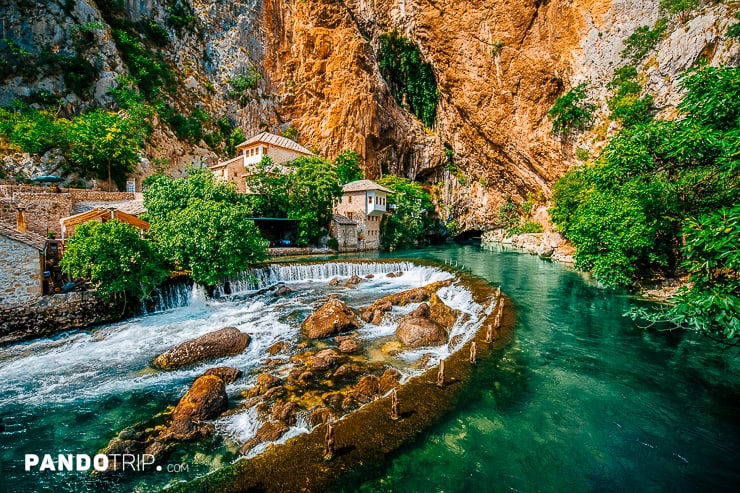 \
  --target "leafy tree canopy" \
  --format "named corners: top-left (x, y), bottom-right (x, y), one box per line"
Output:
top-left (551, 64), bottom-right (740, 344)
top-left (334, 150), bottom-right (364, 184)
top-left (151, 198), bottom-right (267, 286)
top-left (377, 176), bottom-right (434, 250)
top-left (143, 168), bottom-right (245, 223)
top-left (144, 169), bottom-right (266, 285)
top-left (60, 219), bottom-right (169, 300)
top-left (66, 109), bottom-right (141, 189)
